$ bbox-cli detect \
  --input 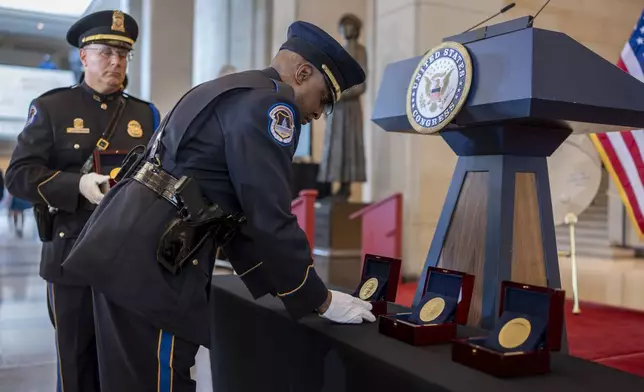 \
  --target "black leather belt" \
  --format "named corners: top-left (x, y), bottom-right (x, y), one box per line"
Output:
top-left (131, 161), bottom-right (180, 208)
